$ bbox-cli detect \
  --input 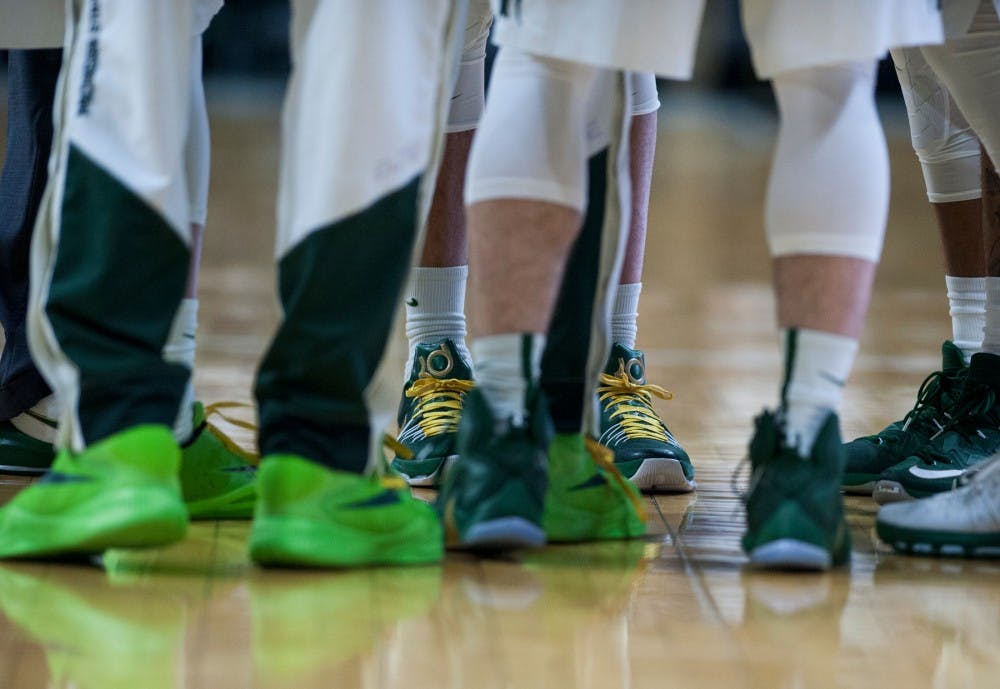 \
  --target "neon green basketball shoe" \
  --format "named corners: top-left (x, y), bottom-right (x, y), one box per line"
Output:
top-left (543, 433), bottom-right (646, 542)
top-left (0, 425), bottom-right (188, 559)
top-left (248, 454), bottom-right (443, 568)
